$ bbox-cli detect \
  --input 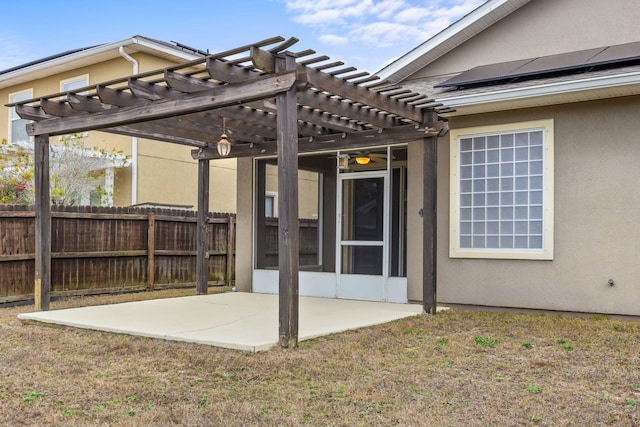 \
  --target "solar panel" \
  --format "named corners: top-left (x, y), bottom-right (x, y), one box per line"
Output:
top-left (435, 41), bottom-right (640, 89)
top-left (586, 41), bottom-right (640, 64)
top-left (509, 48), bottom-right (604, 76)
top-left (434, 58), bottom-right (532, 87)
